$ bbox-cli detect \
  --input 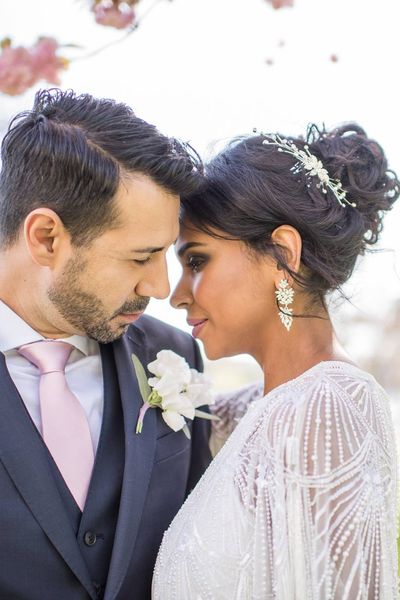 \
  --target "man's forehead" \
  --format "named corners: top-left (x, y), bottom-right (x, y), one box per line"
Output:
top-left (116, 189), bottom-right (179, 227)
top-left (118, 173), bottom-right (179, 204)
